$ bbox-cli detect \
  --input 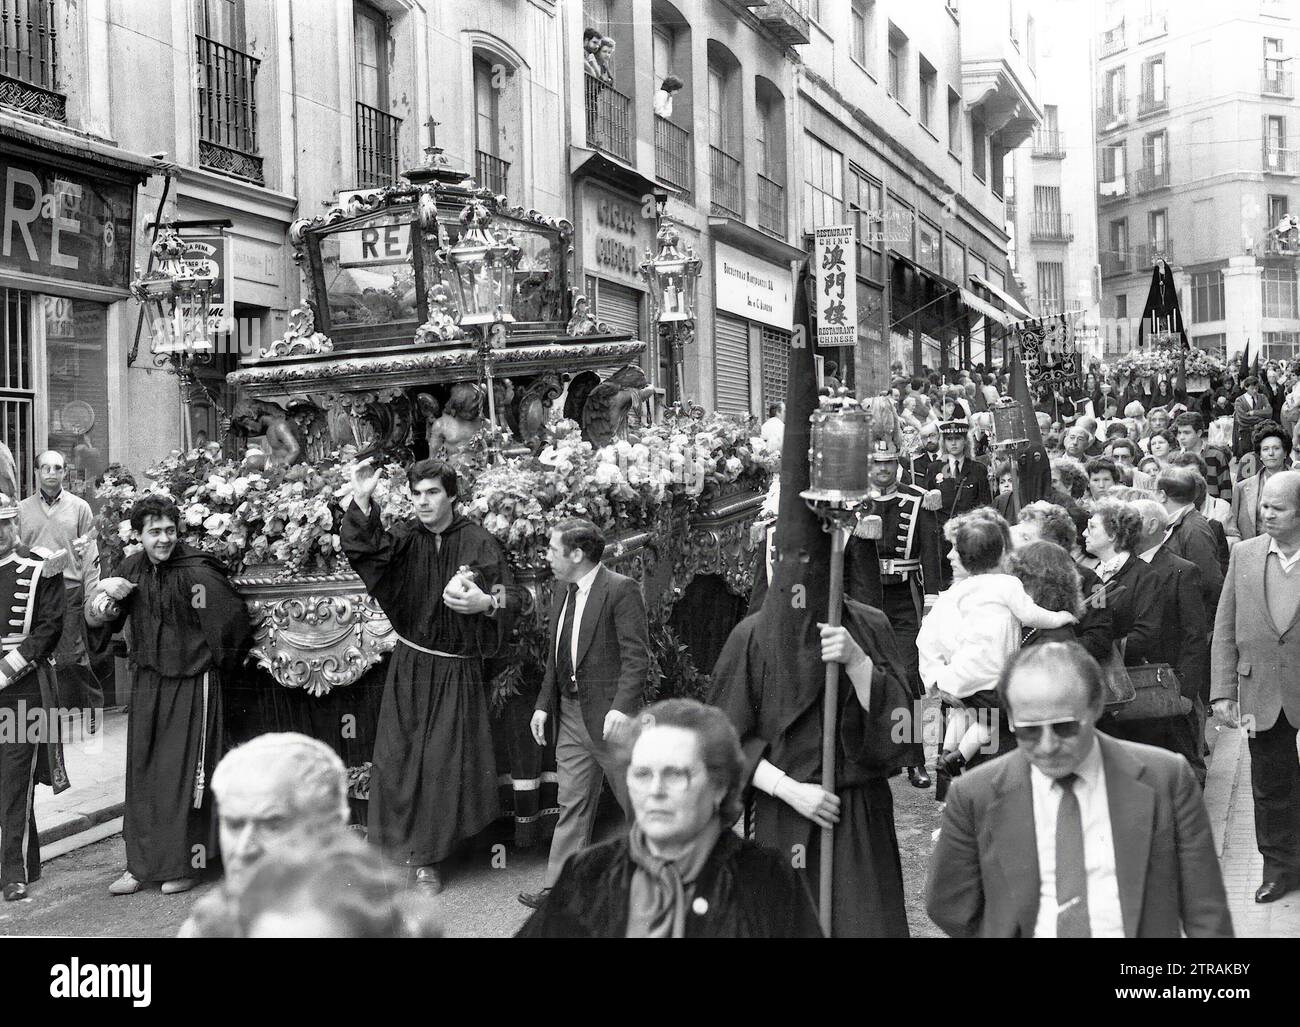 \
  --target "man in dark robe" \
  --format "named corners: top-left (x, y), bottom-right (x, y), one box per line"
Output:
top-left (85, 494), bottom-right (252, 897)
top-left (0, 495), bottom-right (66, 902)
top-left (711, 259), bottom-right (911, 938)
top-left (342, 458), bottom-right (520, 894)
